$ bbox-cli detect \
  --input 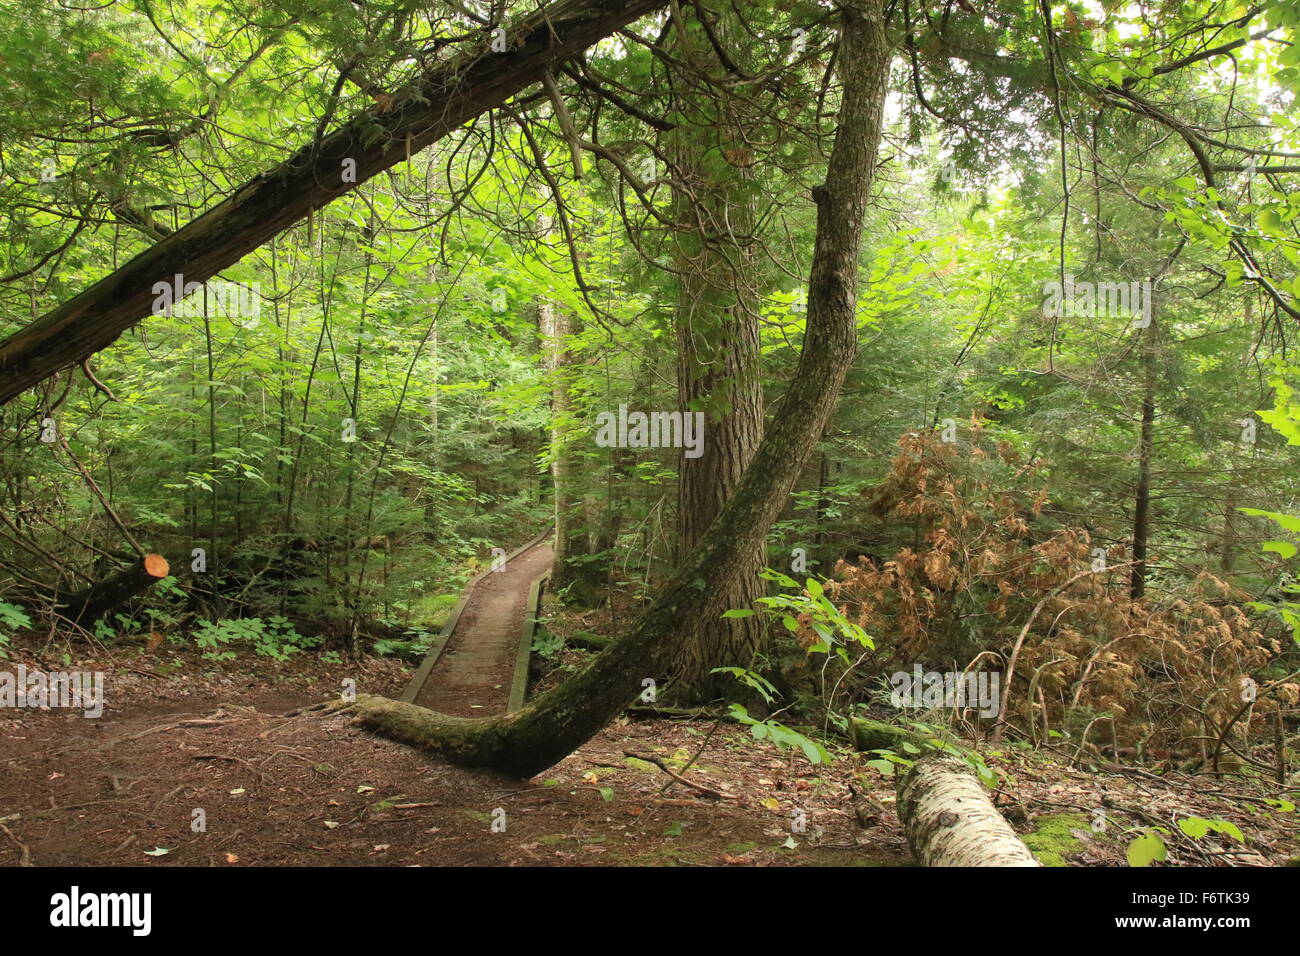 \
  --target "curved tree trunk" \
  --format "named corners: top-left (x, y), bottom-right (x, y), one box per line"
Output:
top-left (351, 0), bottom-right (892, 777)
